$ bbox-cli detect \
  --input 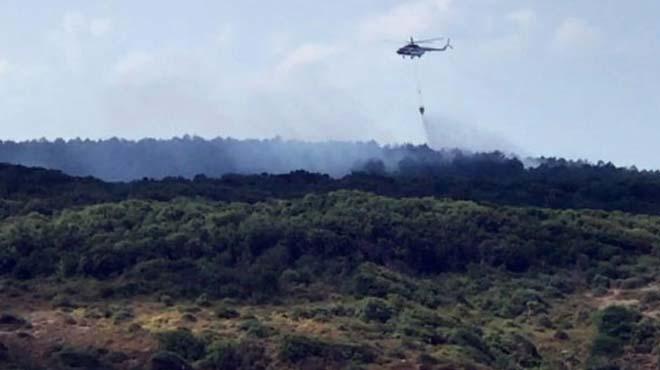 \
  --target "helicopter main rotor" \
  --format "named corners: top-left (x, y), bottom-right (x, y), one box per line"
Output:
top-left (412, 37), bottom-right (445, 44)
